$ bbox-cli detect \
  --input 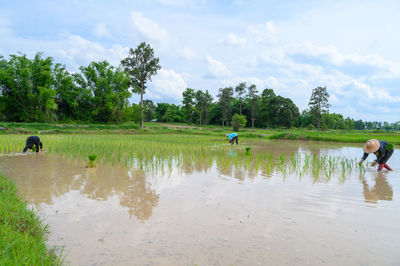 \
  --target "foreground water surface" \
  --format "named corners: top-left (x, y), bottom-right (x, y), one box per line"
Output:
top-left (1, 140), bottom-right (399, 265)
